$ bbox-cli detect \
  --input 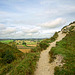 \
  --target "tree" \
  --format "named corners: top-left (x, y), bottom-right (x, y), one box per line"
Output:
top-left (22, 41), bottom-right (26, 46)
